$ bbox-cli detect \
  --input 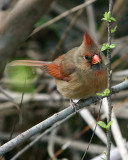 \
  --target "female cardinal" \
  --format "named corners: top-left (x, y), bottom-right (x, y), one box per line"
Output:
top-left (9, 32), bottom-right (107, 99)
